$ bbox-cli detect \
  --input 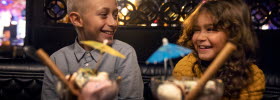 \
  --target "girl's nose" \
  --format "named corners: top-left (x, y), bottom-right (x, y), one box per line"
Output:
top-left (196, 31), bottom-right (207, 41)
